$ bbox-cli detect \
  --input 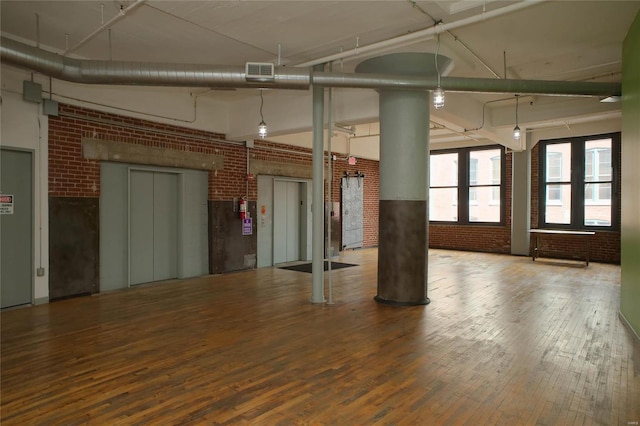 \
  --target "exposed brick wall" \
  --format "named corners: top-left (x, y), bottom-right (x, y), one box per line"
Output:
top-left (429, 150), bottom-right (513, 254)
top-left (430, 224), bottom-right (511, 253)
top-left (49, 104), bottom-right (229, 198)
top-left (248, 140), bottom-right (315, 201)
top-left (49, 110), bottom-right (100, 198)
top-left (530, 142), bottom-right (621, 263)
